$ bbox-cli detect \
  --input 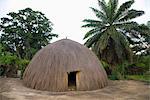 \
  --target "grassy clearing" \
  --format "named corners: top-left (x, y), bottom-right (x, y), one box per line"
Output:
top-left (126, 75), bottom-right (150, 83)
